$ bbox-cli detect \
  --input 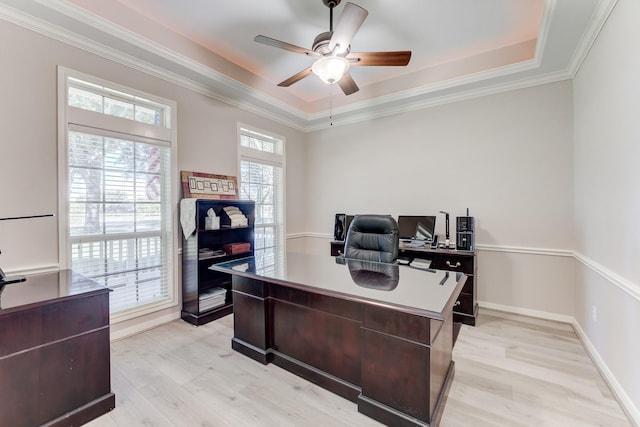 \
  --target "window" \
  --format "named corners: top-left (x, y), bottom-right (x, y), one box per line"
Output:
top-left (58, 68), bottom-right (178, 320)
top-left (238, 125), bottom-right (285, 274)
